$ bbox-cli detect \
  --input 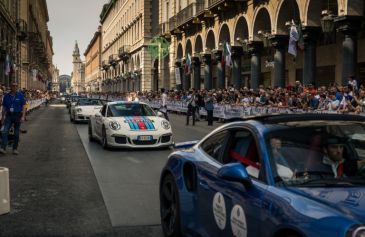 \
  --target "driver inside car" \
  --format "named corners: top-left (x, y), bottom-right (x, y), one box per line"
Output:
top-left (322, 136), bottom-right (365, 177)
